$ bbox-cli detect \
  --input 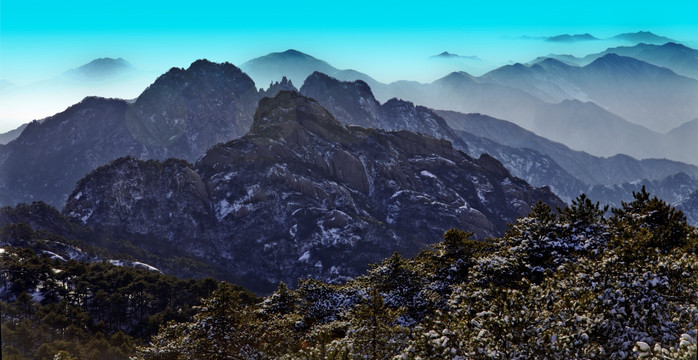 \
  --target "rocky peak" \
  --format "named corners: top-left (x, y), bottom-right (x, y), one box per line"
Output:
top-left (300, 72), bottom-right (382, 128)
top-left (259, 76), bottom-right (298, 97)
top-left (248, 91), bottom-right (349, 143)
